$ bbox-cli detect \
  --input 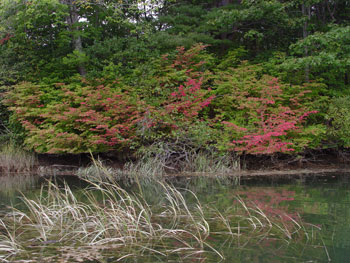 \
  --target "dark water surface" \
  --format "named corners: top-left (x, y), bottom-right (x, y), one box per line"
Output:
top-left (1, 173), bottom-right (350, 262)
